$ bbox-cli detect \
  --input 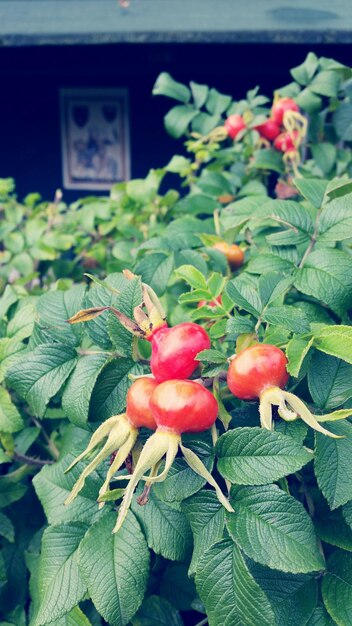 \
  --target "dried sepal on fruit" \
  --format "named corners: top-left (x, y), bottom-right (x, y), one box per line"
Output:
top-left (64, 377), bottom-right (158, 506)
